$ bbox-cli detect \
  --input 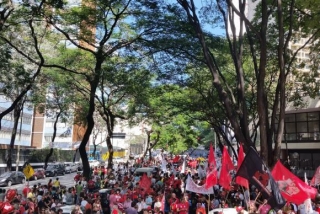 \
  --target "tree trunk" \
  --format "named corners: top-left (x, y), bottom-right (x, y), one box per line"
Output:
top-left (106, 135), bottom-right (113, 169)
top-left (148, 148), bottom-right (152, 161)
top-left (273, 0), bottom-right (289, 166)
top-left (79, 61), bottom-right (101, 179)
top-left (92, 144), bottom-right (97, 160)
top-left (178, 0), bottom-right (252, 151)
top-left (256, 0), bottom-right (270, 164)
top-left (73, 149), bottom-right (78, 163)
top-left (142, 131), bottom-right (151, 157)
top-left (6, 103), bottom-right (22, 171)
top-left (44, 112), bottom-right (61, 169)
